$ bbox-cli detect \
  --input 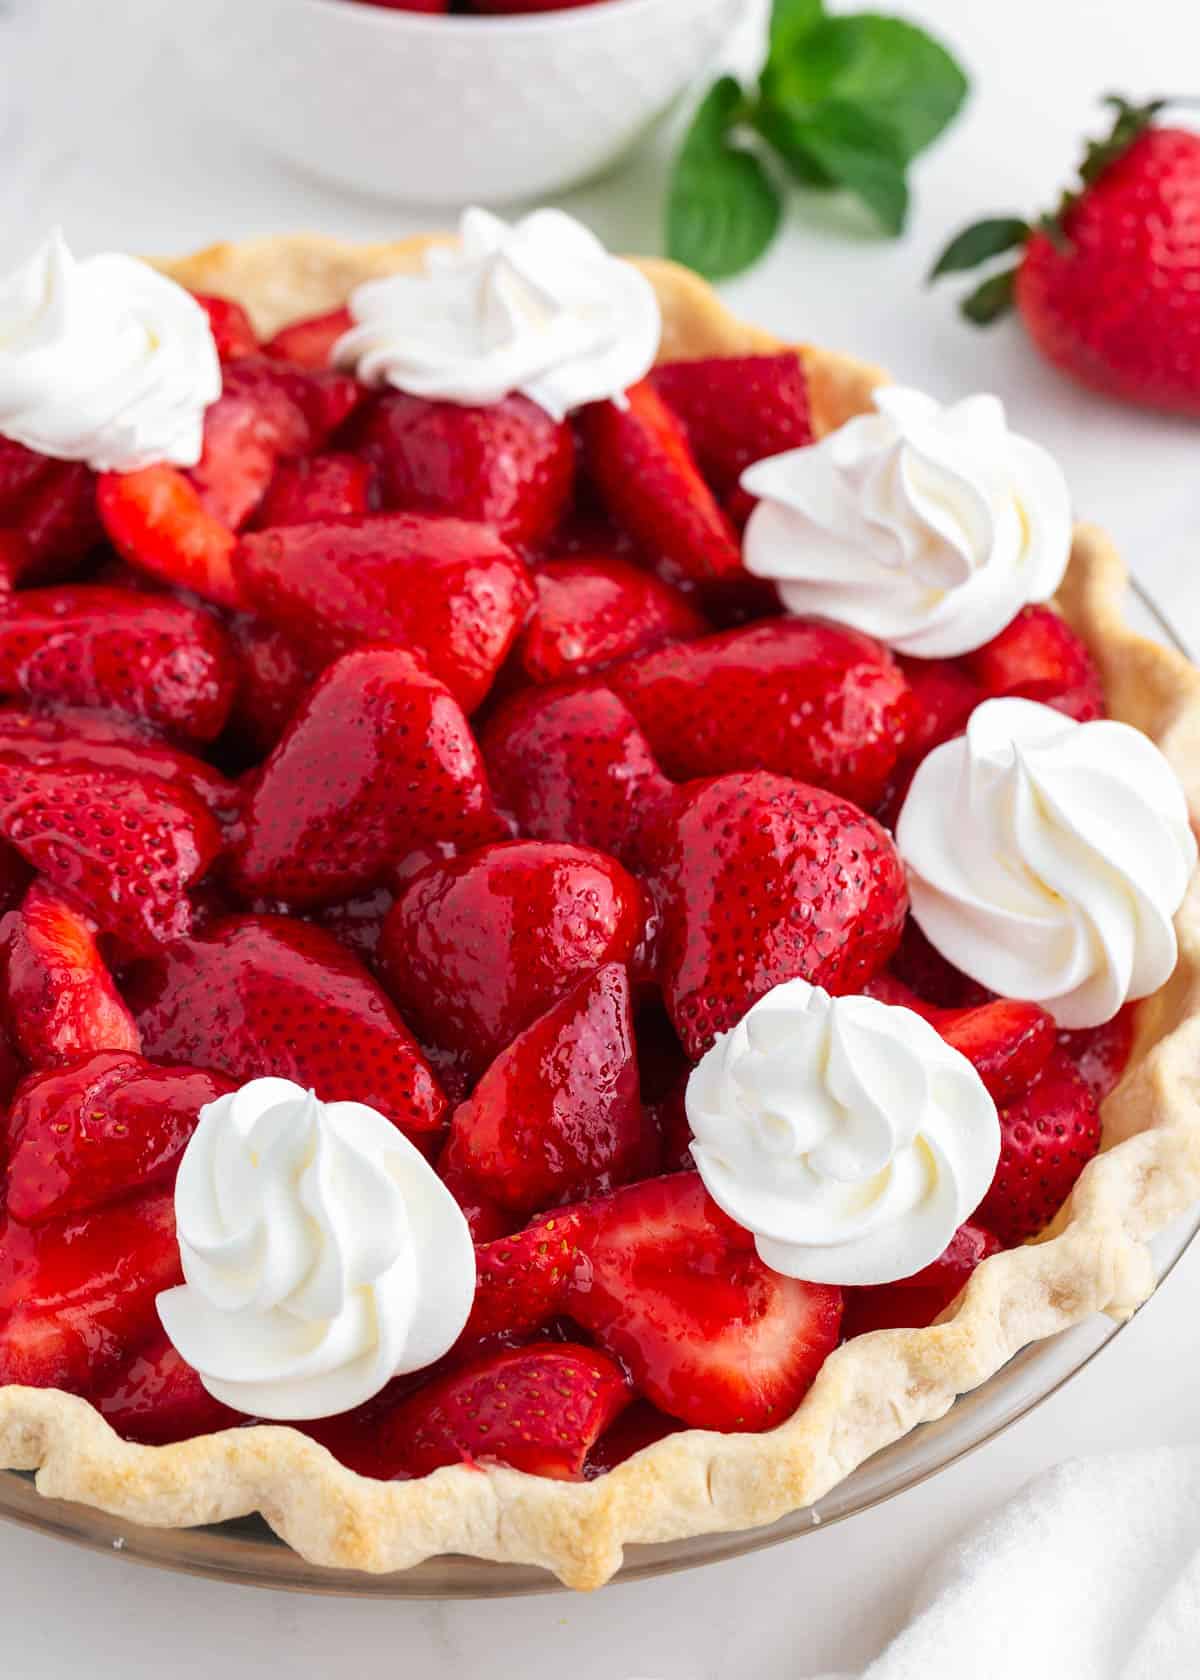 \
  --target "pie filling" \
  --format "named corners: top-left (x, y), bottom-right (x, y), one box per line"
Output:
top-left (0, 216), bottom-right (1189, 1491)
